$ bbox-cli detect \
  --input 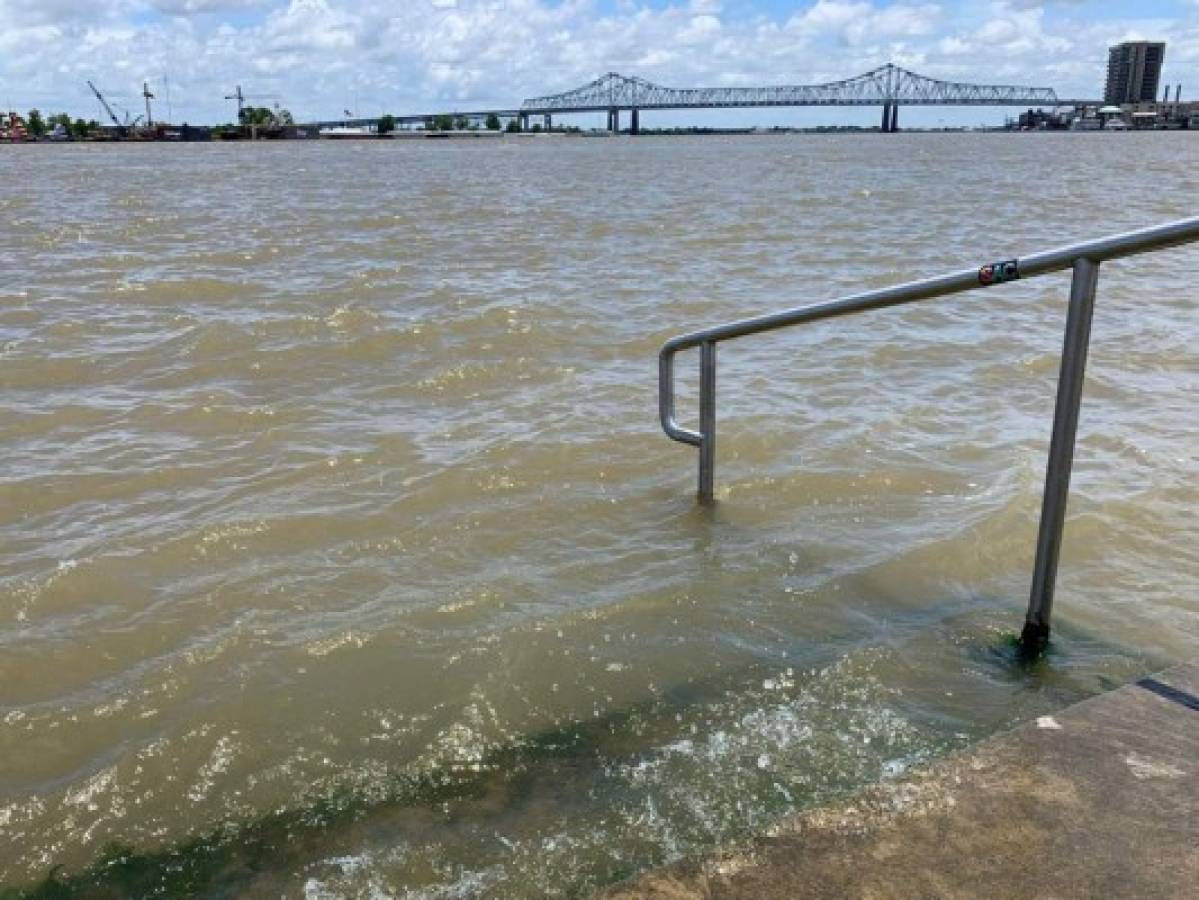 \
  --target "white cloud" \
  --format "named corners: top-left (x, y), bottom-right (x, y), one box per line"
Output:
top-left (0, 0), bottom-right (1193, 122)
top-left (147, 0), bottom-right (269, 13)
top-left (262, 0), bottom-right (356, 52)
top-left (679, 14), bottom-right (722, 45)
top-left (1, 0), bottom-right (132, 24)
top-left (968, 2), bottom-right (1069, 55)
